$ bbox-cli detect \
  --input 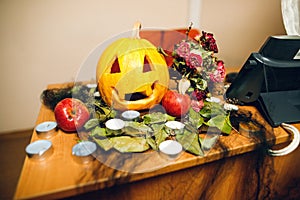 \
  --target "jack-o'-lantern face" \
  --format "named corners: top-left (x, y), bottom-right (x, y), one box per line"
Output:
top-left (96, 37), bottom-right (169, 111)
